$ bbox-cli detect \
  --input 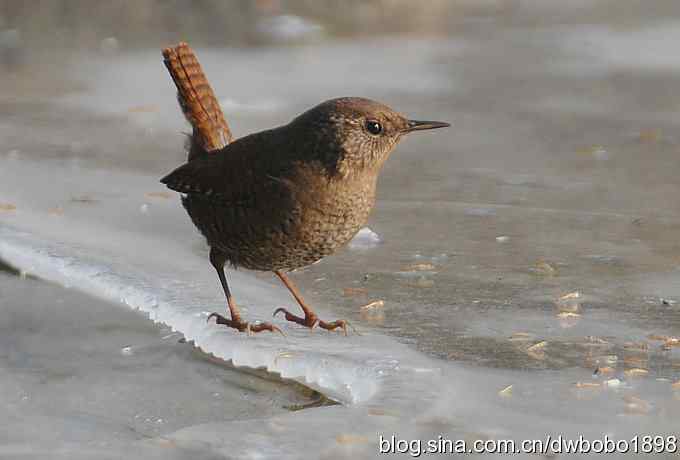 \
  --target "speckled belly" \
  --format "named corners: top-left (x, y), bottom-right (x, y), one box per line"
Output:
top-left (238, 194), bottom-right (374, 271)
top-left (184, 175), bottom-right (377, 272)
